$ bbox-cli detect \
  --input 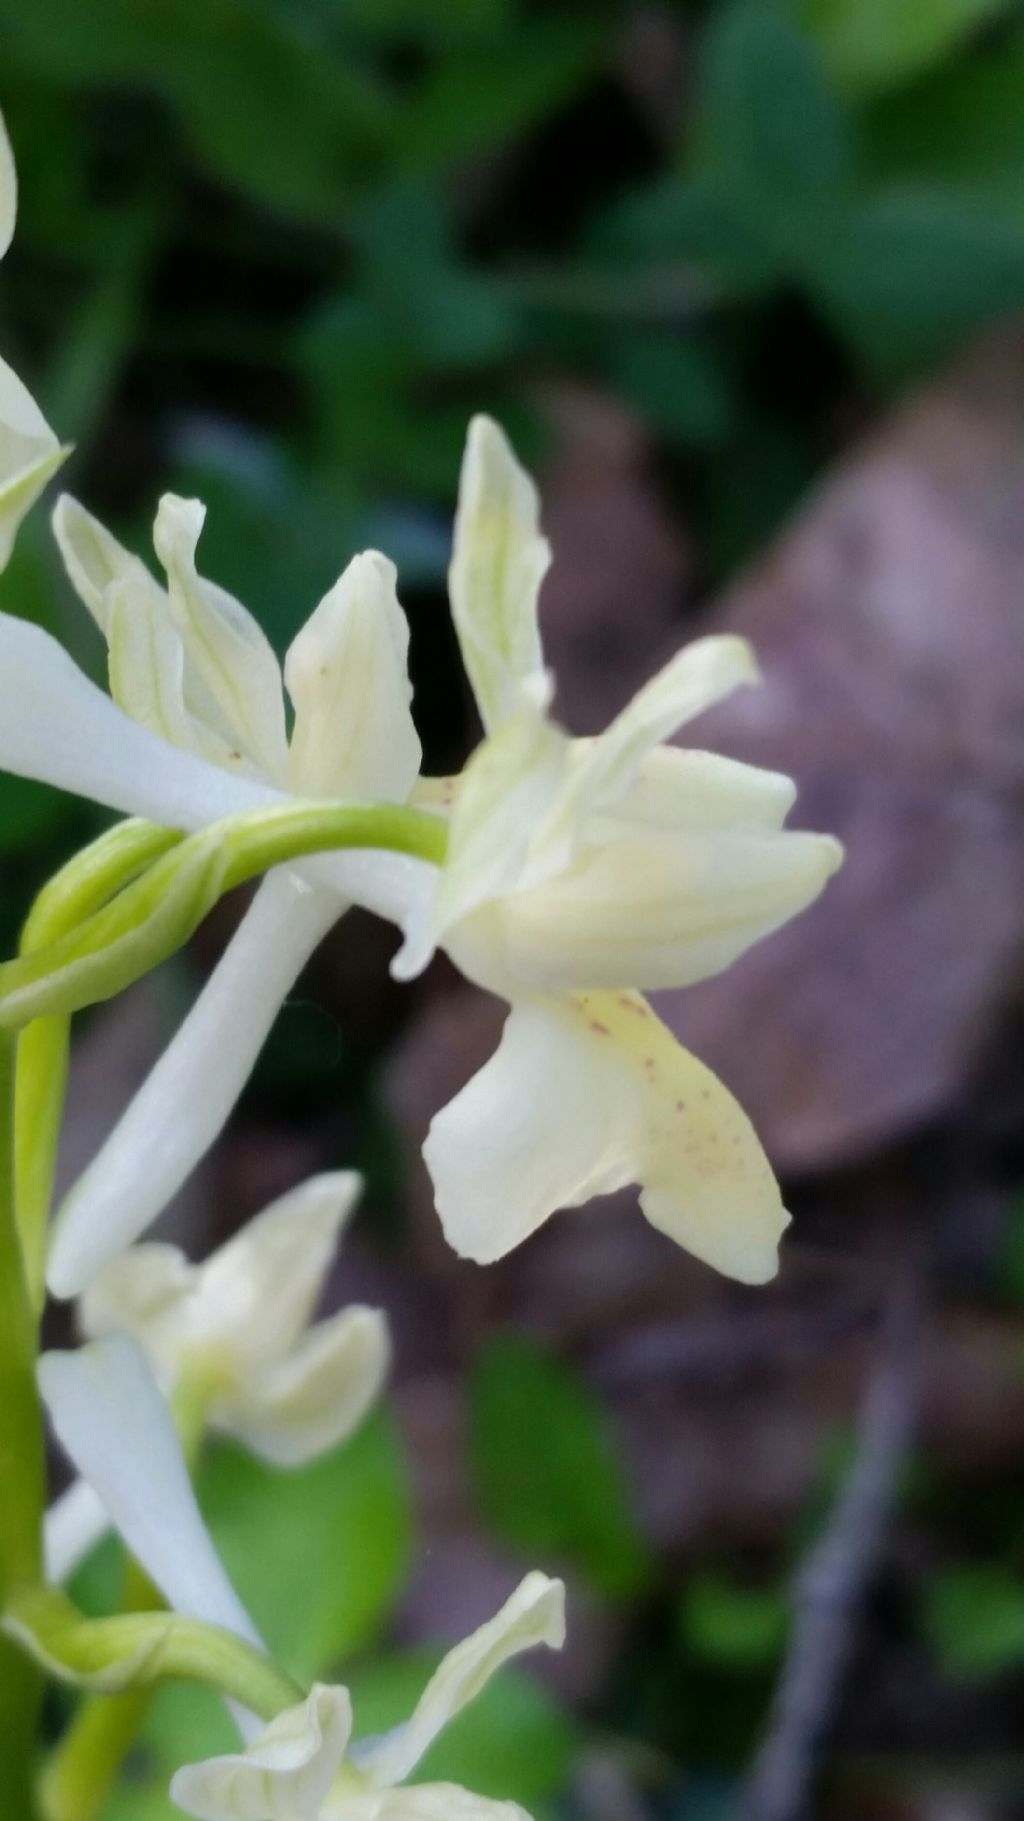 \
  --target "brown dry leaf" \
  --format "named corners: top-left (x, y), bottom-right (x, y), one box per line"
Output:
top-left (657, 326), bottom-right (1024, 1171)
top-left (536, 384), bottom-right (693, 735)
